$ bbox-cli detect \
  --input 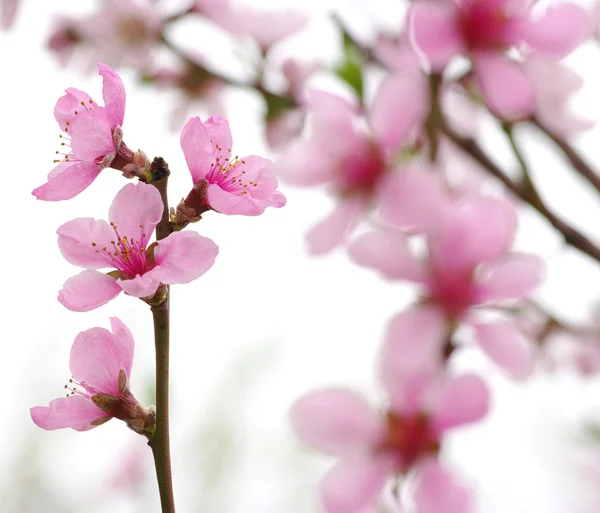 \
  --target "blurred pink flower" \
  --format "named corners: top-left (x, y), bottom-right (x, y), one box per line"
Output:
top-left (195, 0), bottom-right (308, 50)
top-left (33, 63), bottom-right (135, 201)
top-left (523, 57), bottom-right (593, 136)
top-left (57, 182), bottom-right (219, 311)
top-left (1, 0), bottom-right (18, 29)
top-left (410, 0), bottom-right (586, 119)
top-left (180, 115), bottom-right (286, 216)
top-left (277, 85), bottom-right (428, 254)
top-left (543, 332), bottom-right (600, 376)
top-left (31, 317), bottom-right (152, 434)
top-left (290, 308), bottom-right (486, 513)
top-left (350, 188), bottom-right (544, 378)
